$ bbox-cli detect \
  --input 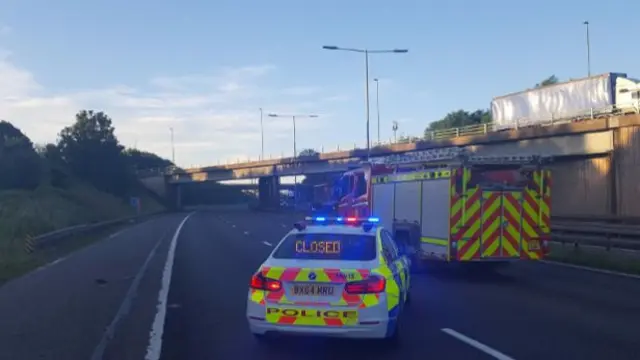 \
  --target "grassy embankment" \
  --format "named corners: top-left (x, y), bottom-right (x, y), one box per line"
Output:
top-left (547, 242), bottom-right (640, 275)
top-left (0, 183), bottom-right (164, 284)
